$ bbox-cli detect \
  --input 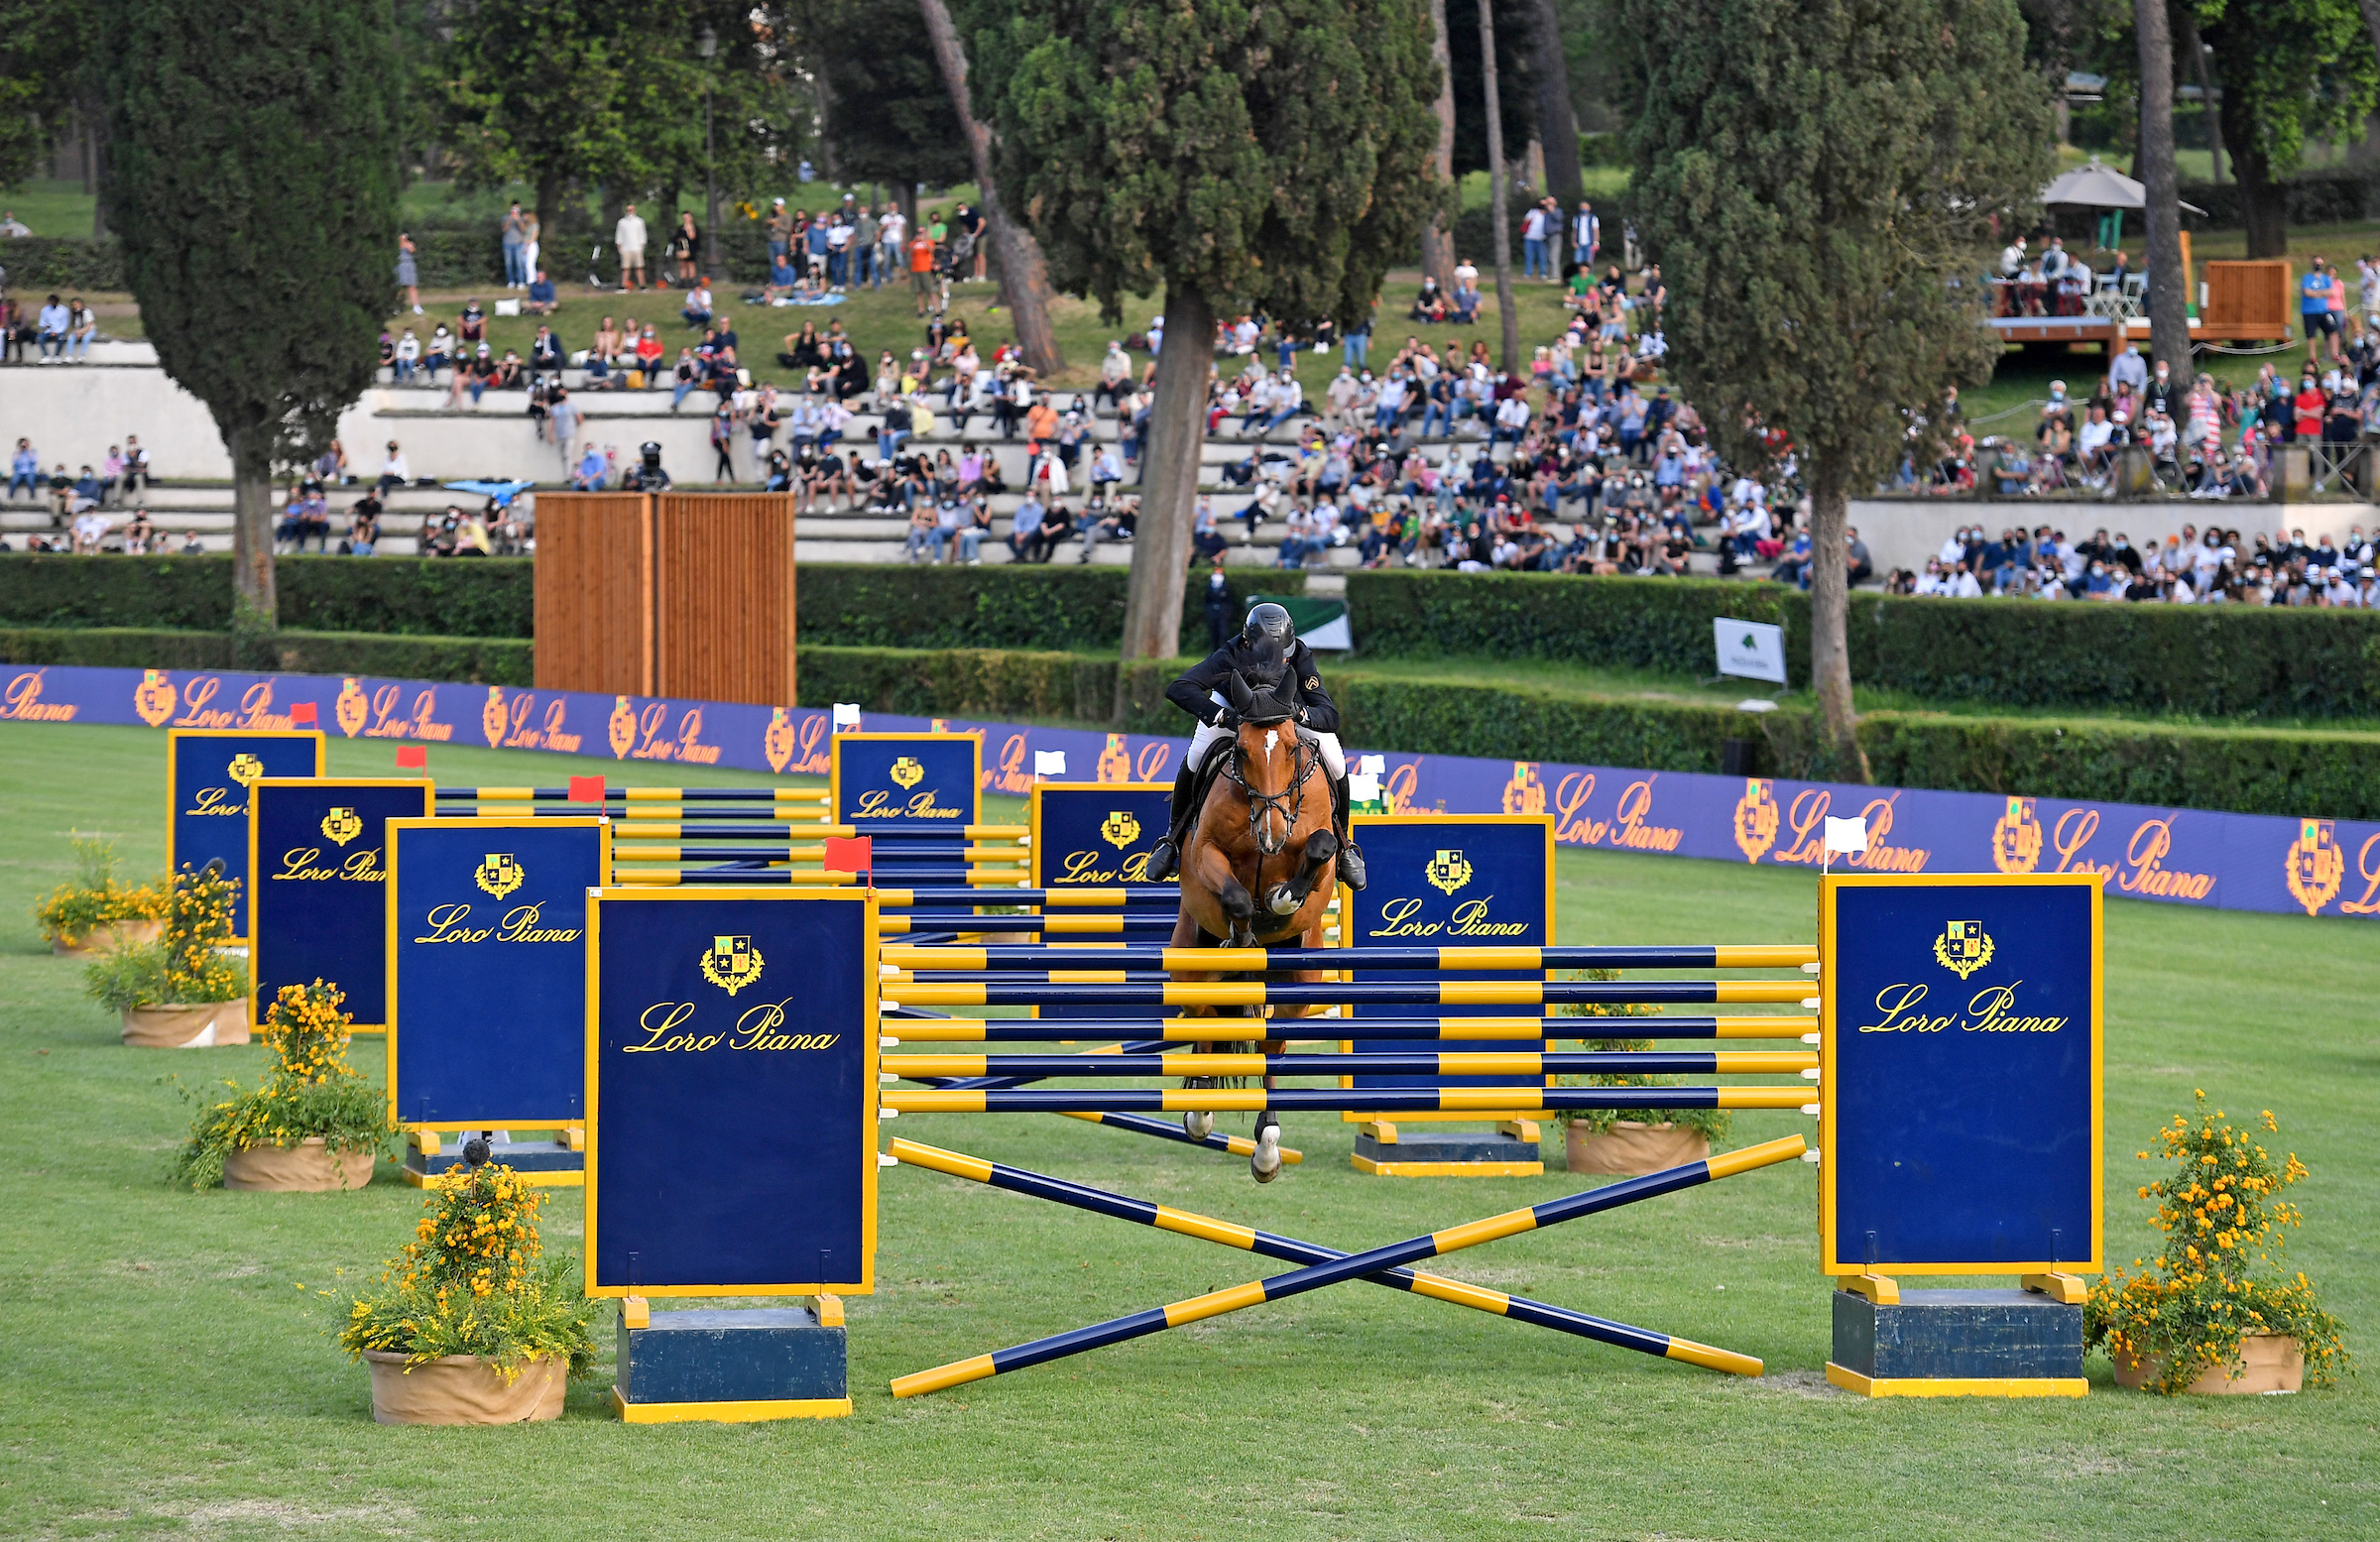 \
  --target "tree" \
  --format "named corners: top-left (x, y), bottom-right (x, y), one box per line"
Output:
top-left (437, 0), bottom-right (648, 241)
top-left (1612, 0), bottom-right (2050, 771)
top-left (916, 0), bottom-right (1065, 377)
top-left (2134, 0), bottom-right (2192, 398)
top-left (1479, 0), bottom-right (1522, 371)
top-left (104, 0), bottom-right (403, 632)
top-left (1447, 0), bottom-right (1539, 177)
top-left (2199, 0), bottom-right (2376, 257)
top-left (0, 0), bottom-right (94, 192)
top-left (969, 0), bottom-right (1444, 687)
top-left (1528, 0), bottom-right (1585, 205)
top-left (1420, 0), bottom-right (1461, 287)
